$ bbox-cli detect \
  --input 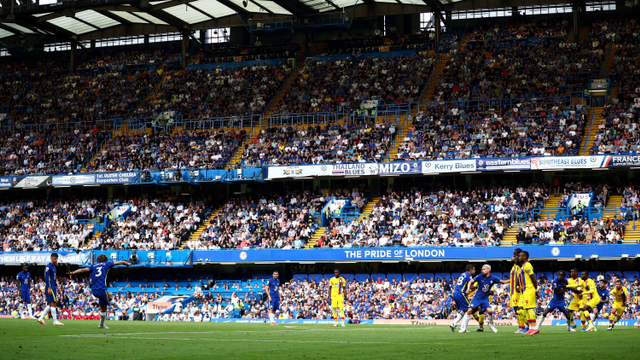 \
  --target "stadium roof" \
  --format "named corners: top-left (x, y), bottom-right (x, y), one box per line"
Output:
top-left (0, 0), bottom-right (610, 41)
